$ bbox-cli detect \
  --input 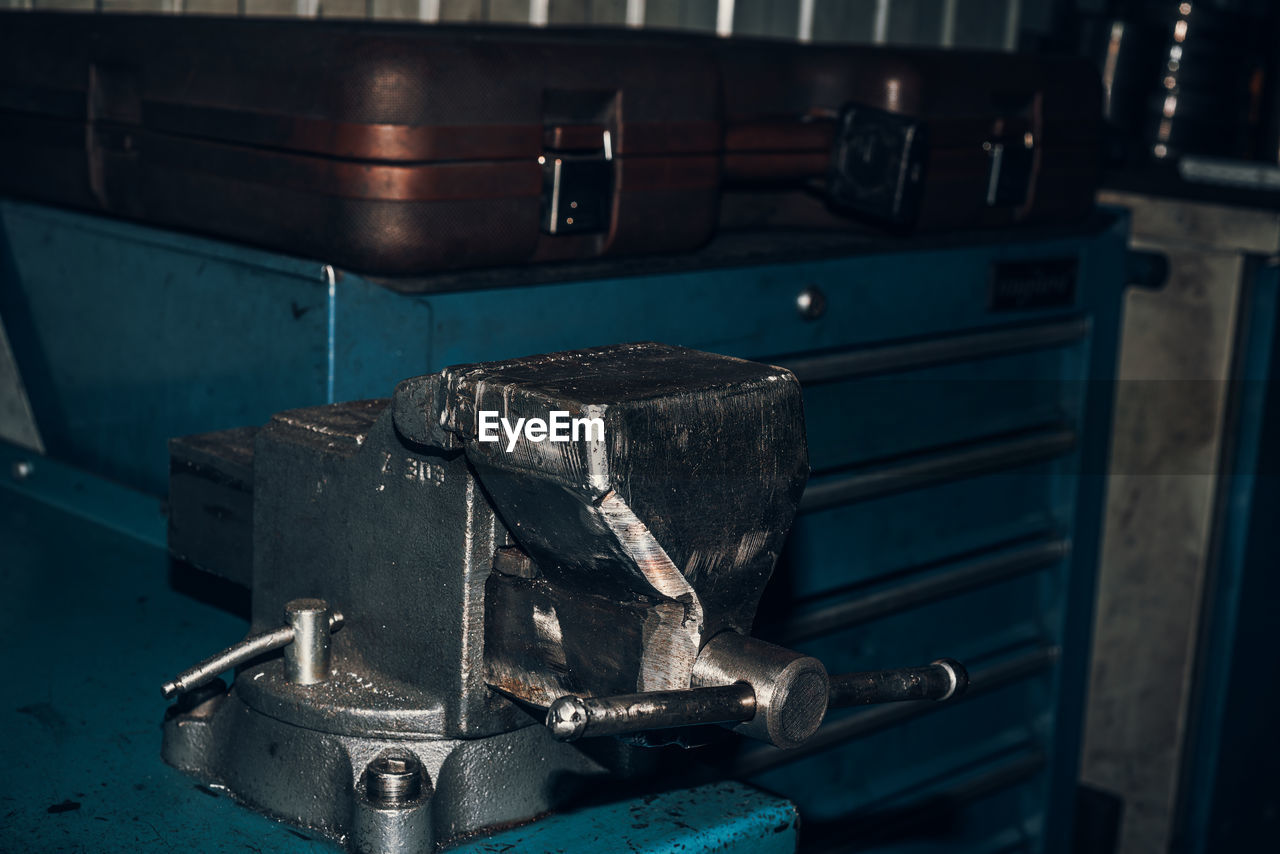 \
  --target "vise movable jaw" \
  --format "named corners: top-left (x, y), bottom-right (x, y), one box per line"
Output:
top-left (161, 342), bottom-right (966, 852)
